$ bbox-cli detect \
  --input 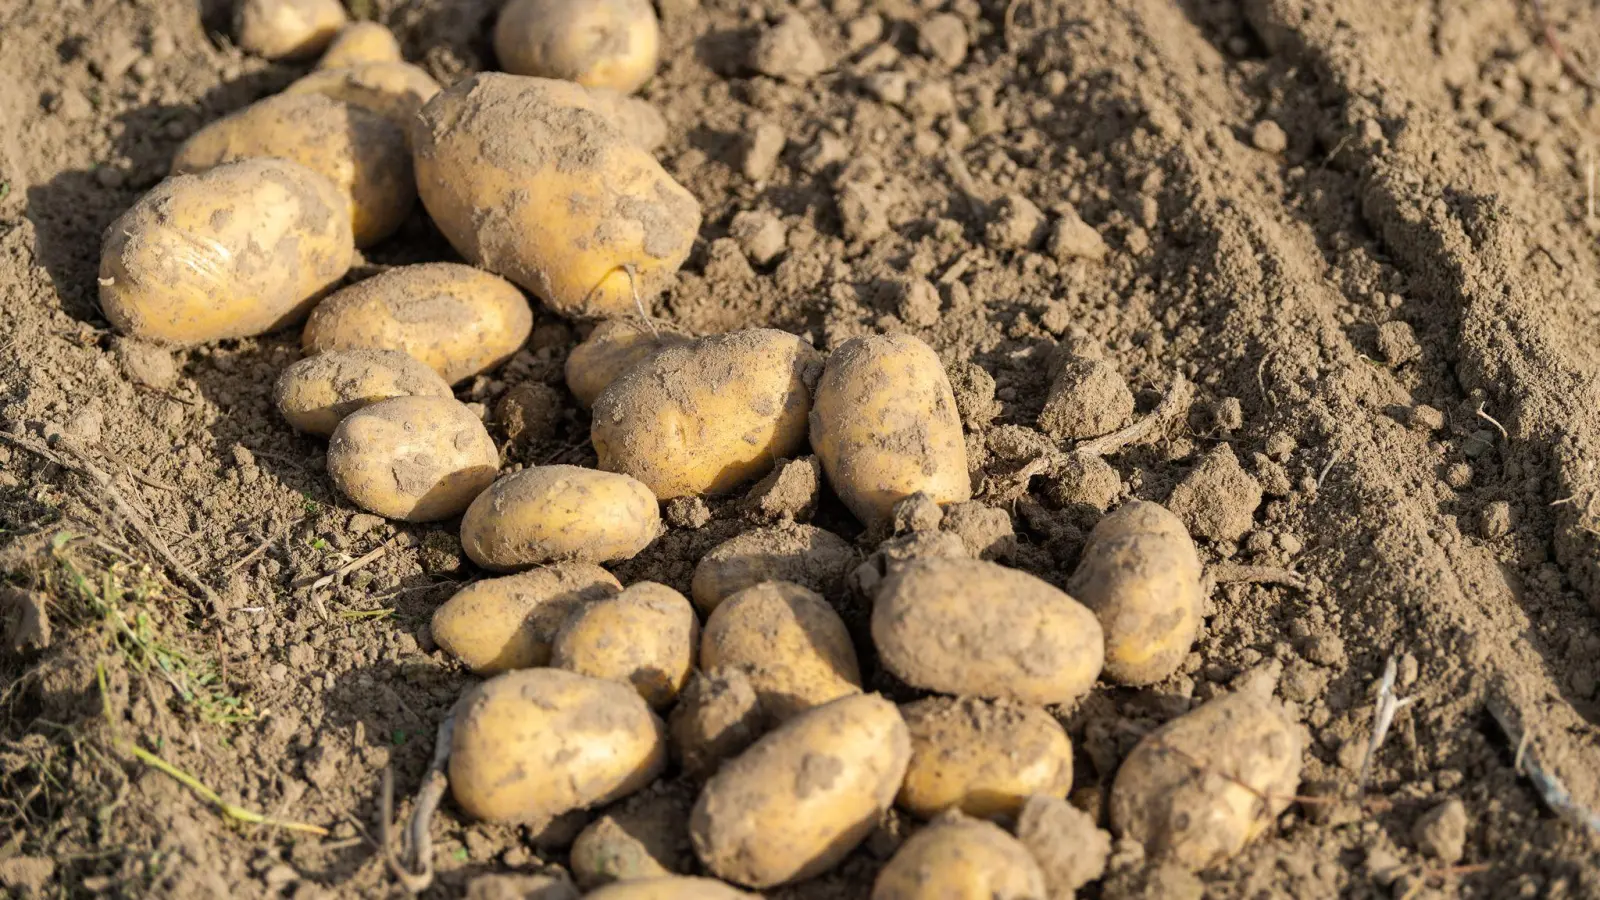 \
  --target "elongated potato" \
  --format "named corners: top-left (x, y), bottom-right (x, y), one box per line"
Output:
top-left (811, 334), bottom-right (971, 529)
top-left (584, 877), bottom-right (755, 900)
top-left (460, 465), bottom-right (660, 571)
top-left (691, 693), bottom-right (911, 888)
top-left (871, 815), bottom-right (1048, 900)
top-left (494, 0), bottom-right (660, 95)
top-left (1068, 501), bottom-right (1203, 685)
top-left (898, 697), bottom-right (1073, 820)
top-left (99, 158), bottom-right (352, 346)
top-left (689, 522), bottom-right (855, 615)
top-left (236, 0), bottom-right (346, 60)
top-left (302, 263), bottom-right (533, 384)
top-left (872, 559), bottom-right (1103, 706)
top-left (274, 349), bottom-right (453, 436)
top-left (566, 319), bottom-right (691, 408)
top-left (593, 330), bottom-right (822, 499)
top-left (700, 582), bottom-right (860, 721)
top-left (318, 21), bottom-right (402, 68)
top-left (172, 93), bottom-right (413, 247)
top-left (286, 62), bottom-right (443, 132)
top-left (326, 396), bottom-right (499, 521)
top-left (413, 73), bottom-right (700, 319)
top-left (552, 582), bottom-right (698, 708)
top-left (450, 668), bottom-right (667, 825)
top-left (432, 563), bottom-right (622, 675)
